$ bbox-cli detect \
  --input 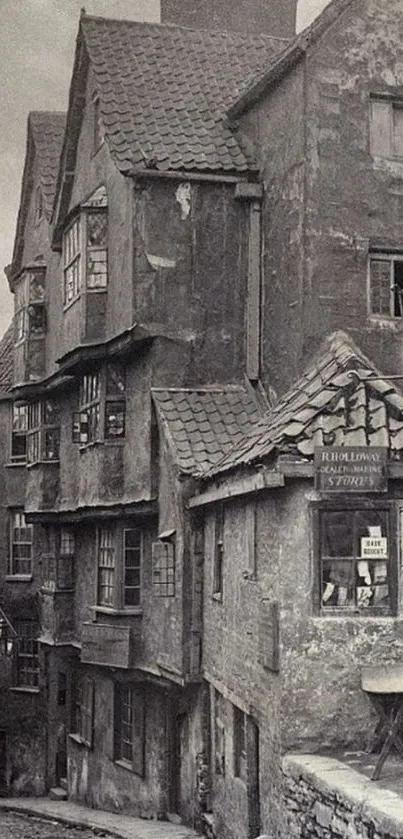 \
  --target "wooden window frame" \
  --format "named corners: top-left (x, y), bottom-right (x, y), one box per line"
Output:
top-left (8, 510), bottom-right (33, 577)
top-left (27, 400), bottom-right (60, 464)
top-left (312, 499), bottom-right (398, 616)
top-left (63, 215), bottom-right (82, 306)
top-left (63, 207), bottom-right (108, 309)
top-left (96, 524), bottom-right (143, 610)
top-left (11, 404), bottom-right (28, 463)
top-left (114, 684), bottom-right (145, 776)
top-left (368, 253), bottom-right (403, 318)
top-left (14, 620), bottom-right (39, 689)
top-left (152, 540), bottom-right (175, 597)
top-left (73, 363), bottom-right (126, 446)
top-left (34, 185), bottom-right (44, 224)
